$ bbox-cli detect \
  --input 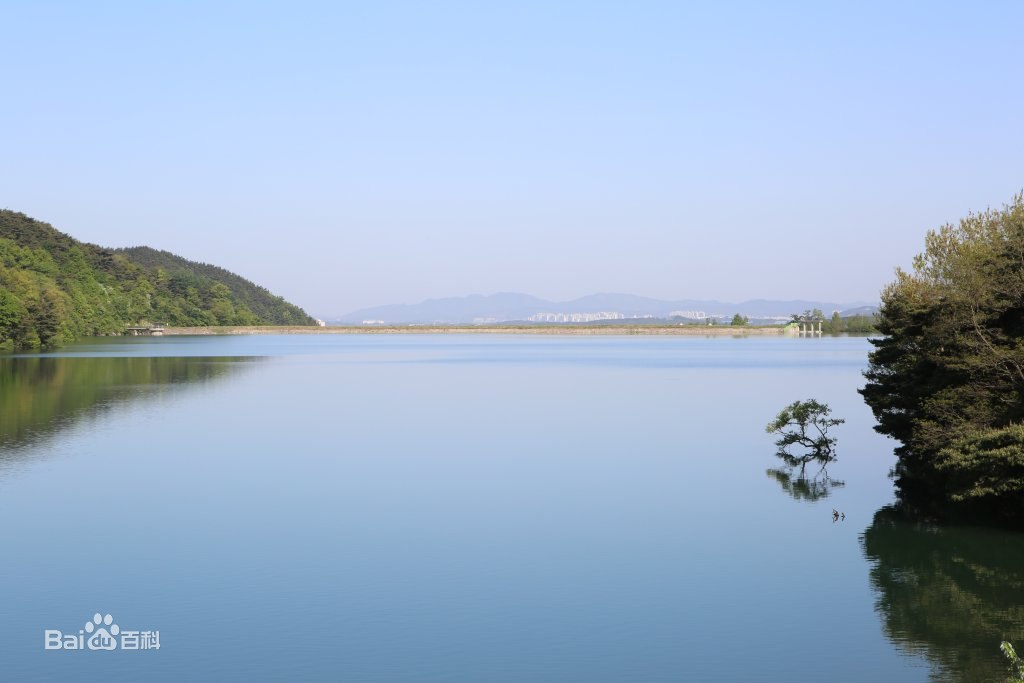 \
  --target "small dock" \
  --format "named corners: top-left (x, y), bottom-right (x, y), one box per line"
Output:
top-left (124, 323), bottom-right (166, 337)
